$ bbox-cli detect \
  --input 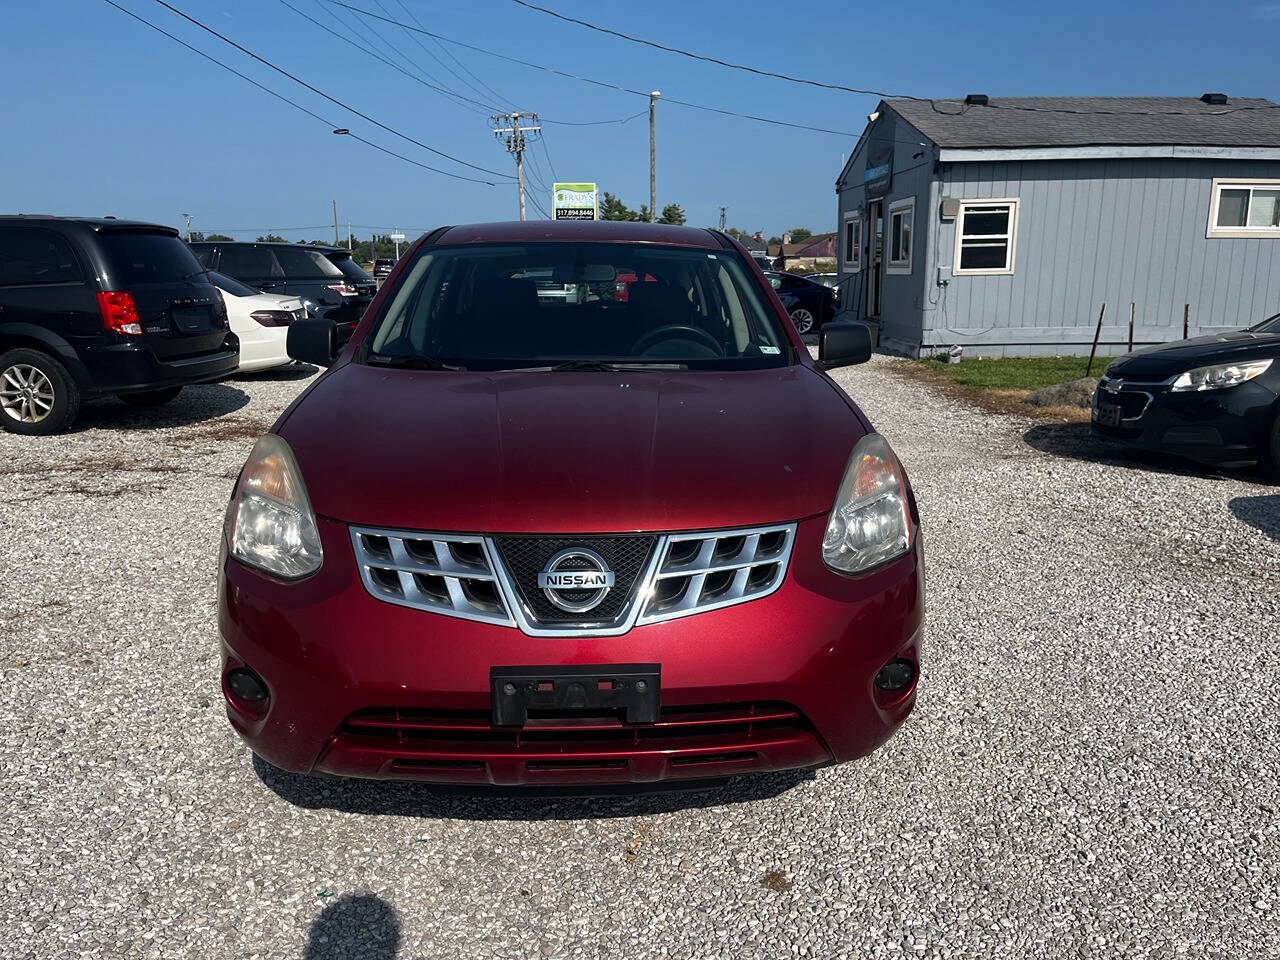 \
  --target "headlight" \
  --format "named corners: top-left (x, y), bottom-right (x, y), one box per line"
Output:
top-left (224, 434), bottom-right (323, 579)
top-left (1170, 359), bottom-right (1272, 392)
top-left (822, 433), bottom-right (912, 575)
